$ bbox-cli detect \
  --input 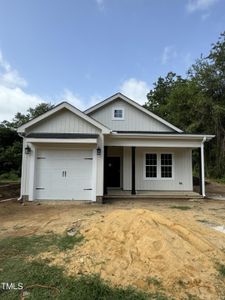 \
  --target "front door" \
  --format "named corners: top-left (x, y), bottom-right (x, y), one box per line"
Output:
top-left (106, 157), bottom-right (120, 187)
